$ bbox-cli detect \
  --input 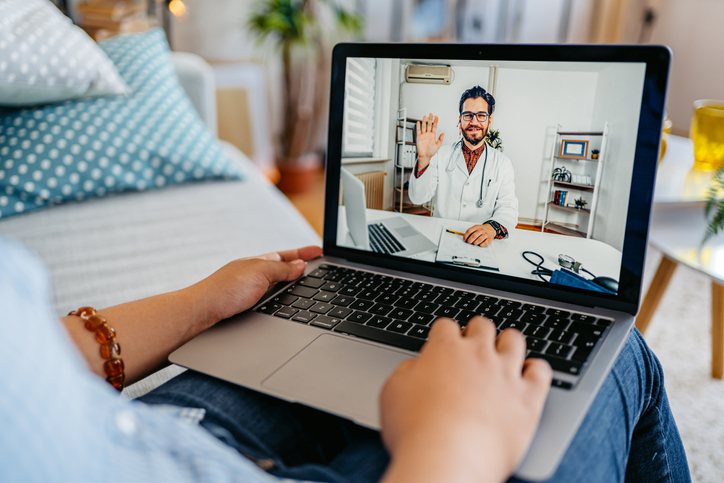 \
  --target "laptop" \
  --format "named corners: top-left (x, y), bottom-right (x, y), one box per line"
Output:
top-left (340, 167), bottom-right (437, 256)
top-left (170, 43), bottom-right (670, 480)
